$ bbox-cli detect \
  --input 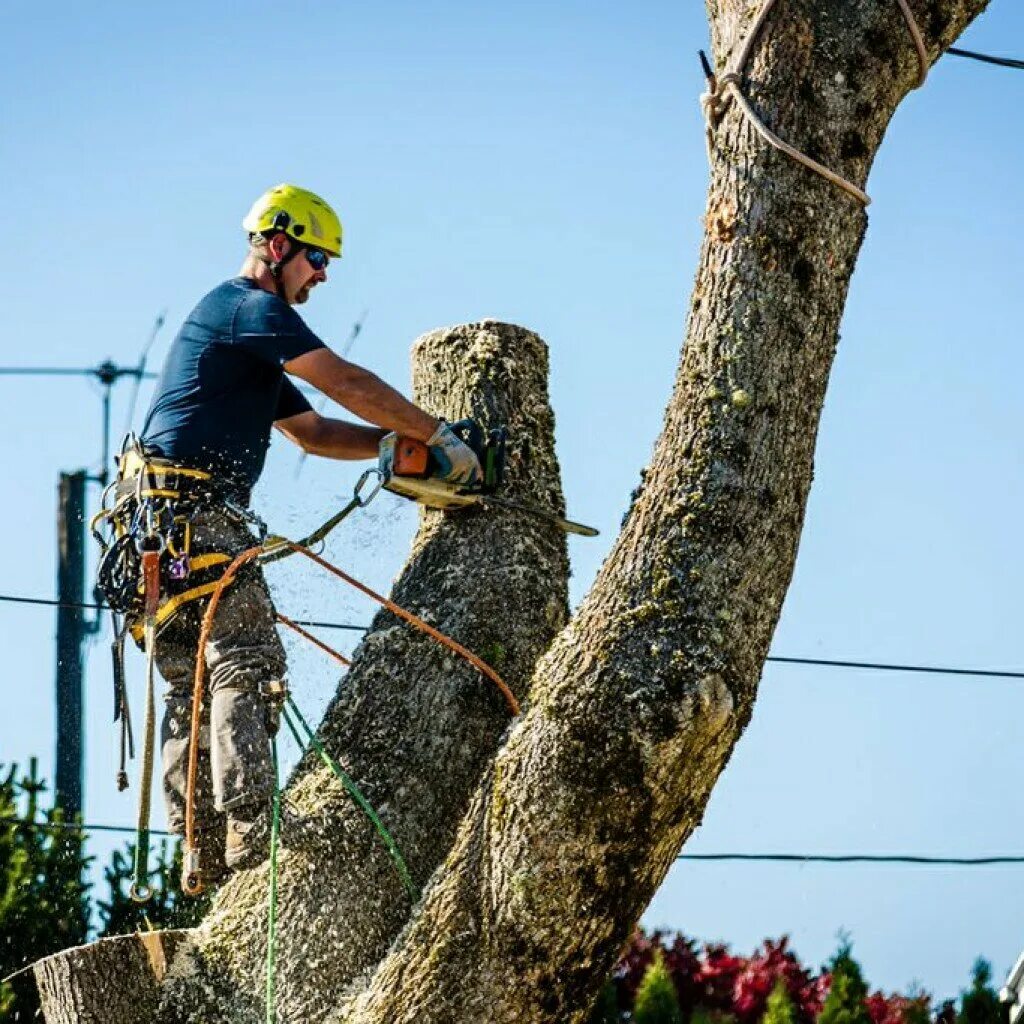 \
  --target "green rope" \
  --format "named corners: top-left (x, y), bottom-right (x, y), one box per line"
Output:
top-left (266, 736), bottom-right (281, 1024)
top-left (281, 699), bottom-right (418, 901)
